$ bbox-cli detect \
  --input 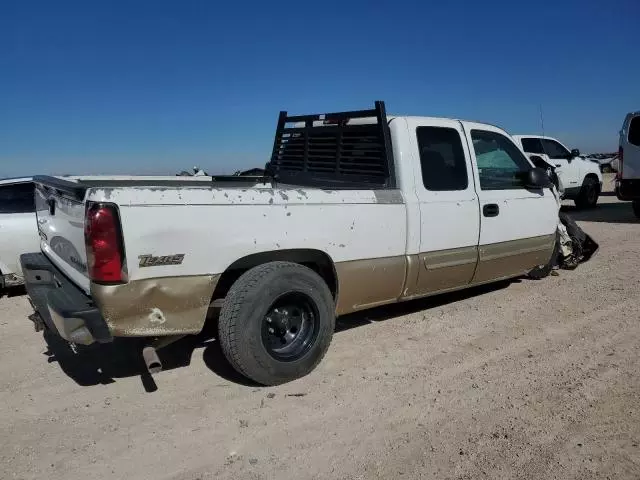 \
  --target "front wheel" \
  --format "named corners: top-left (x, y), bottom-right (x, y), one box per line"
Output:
top-left (218, 261), bottom-right (335, 386)
top-left (574, 177), bottom-right (599, 209)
